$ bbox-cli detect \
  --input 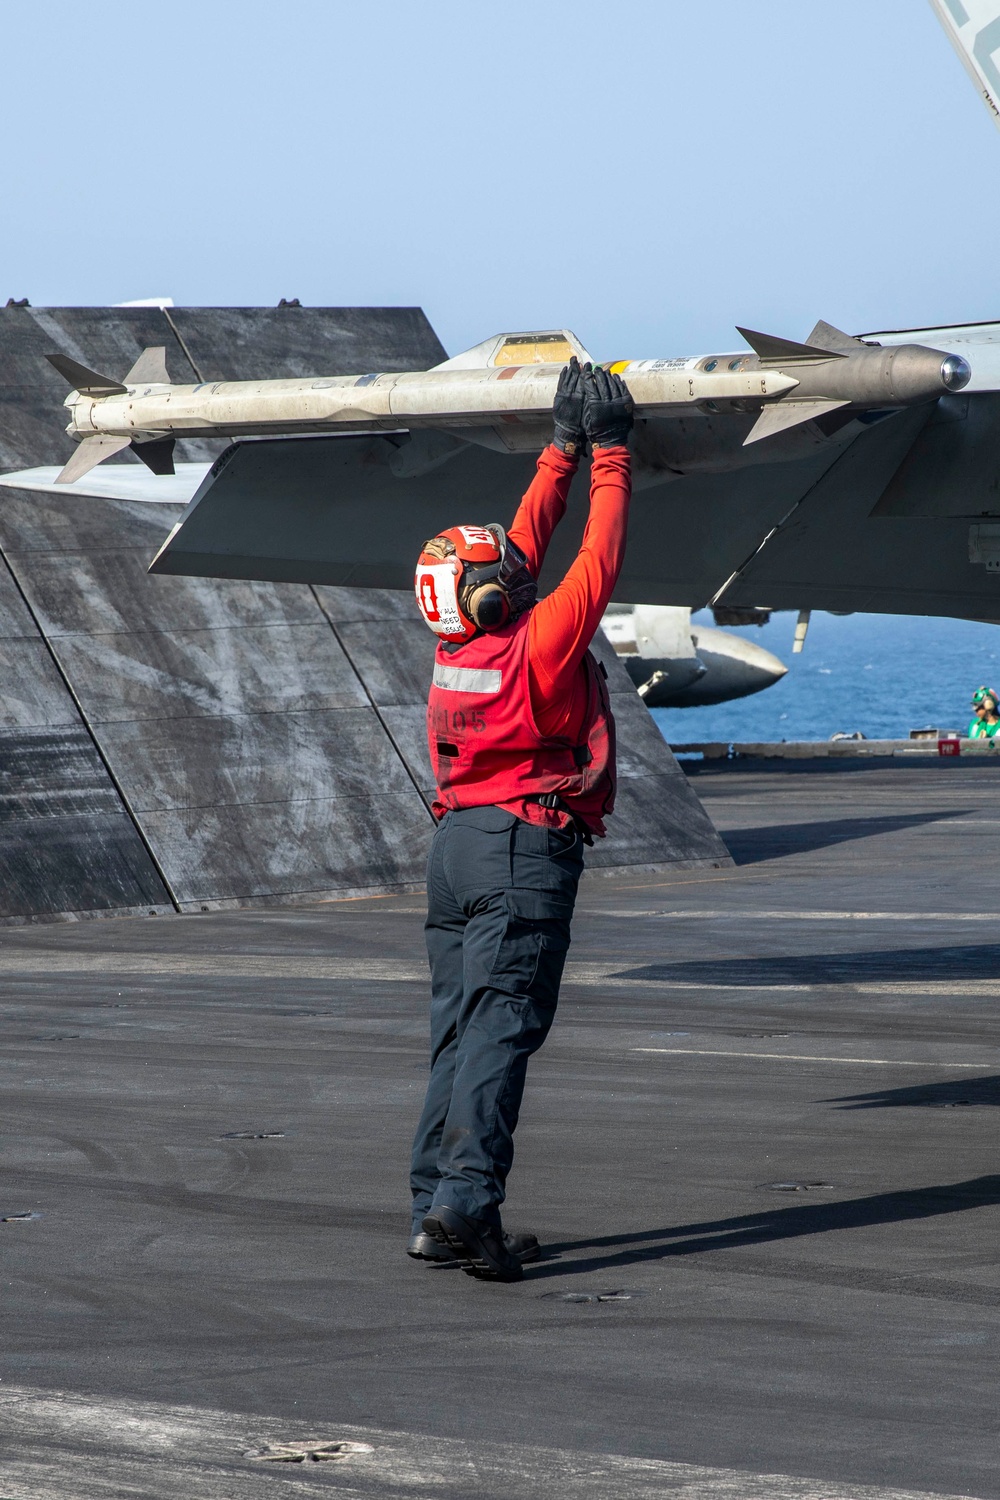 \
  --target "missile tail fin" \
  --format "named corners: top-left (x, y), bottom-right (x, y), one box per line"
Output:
top-left (743, 398), bottom-right (851, 446)
top-left (55, 435), bottom-right (132, 484)
top-left (124, 346), bottom-right (171, 386)
top-left (46, 353), bottom-right (128, 397)
top-left (805, 320), bottom-right (872, 353)
top-left (736, 327), bottom-right (847, 364)
top-left (132, 437), bottom-right (176, 475)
